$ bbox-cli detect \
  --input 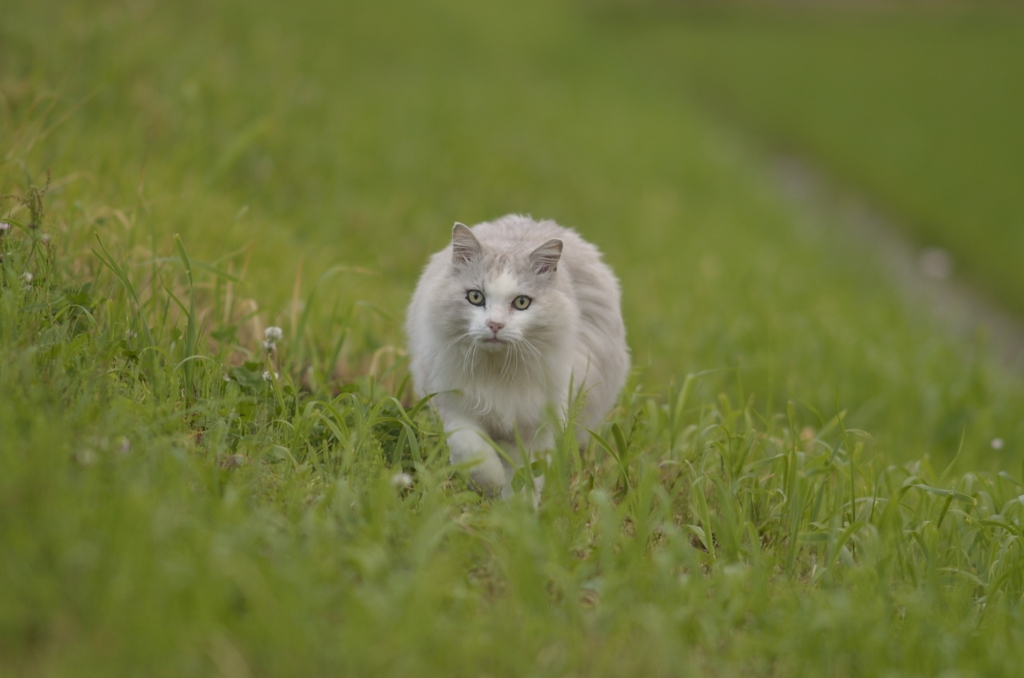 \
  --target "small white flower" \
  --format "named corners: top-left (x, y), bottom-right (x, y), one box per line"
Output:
top-left (262, 339), bottom-right (276, 352)
top-left (264, 326), bottom-right (284, 342)
top-left (75, 449), bottom-right (98, 466)
top-left (991, 438), bottom-right (1005, 450)
top-left (21, 272), bottom-right (33, 283)
top-left (262, 371), bottom-right (279, 381)
top-left (223, 374), bottom-right (232, 382)
top-left (40, 233), bottom-right (50, 243)
top-left (391, 472), bottom-right (413, 489)
top-left (0, 221), bottom-right (9, 232)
